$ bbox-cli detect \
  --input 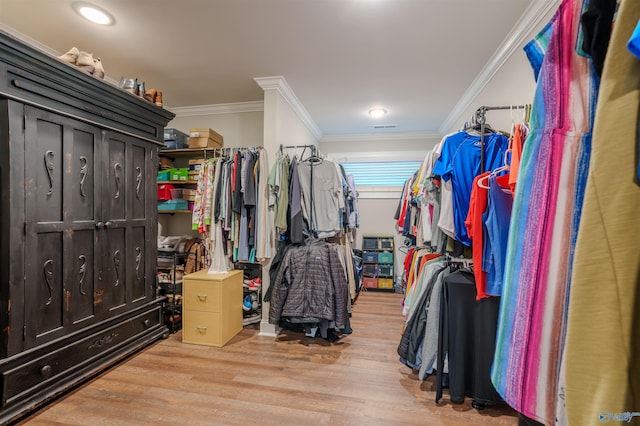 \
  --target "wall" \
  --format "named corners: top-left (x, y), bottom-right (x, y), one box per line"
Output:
top-left (167, 110), bottom-right (264, 148)
top-left (256, 77), bottom-right (320, 336)
top-left (444, 5), bottom-right (558, 134)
